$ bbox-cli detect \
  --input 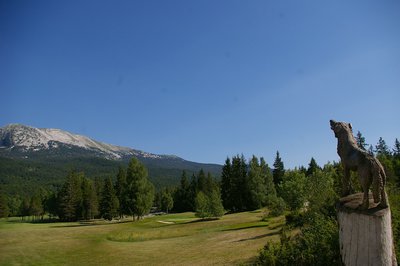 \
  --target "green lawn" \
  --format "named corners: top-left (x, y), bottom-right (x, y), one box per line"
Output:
top-left (0, 211), bottom-right (284, 265)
